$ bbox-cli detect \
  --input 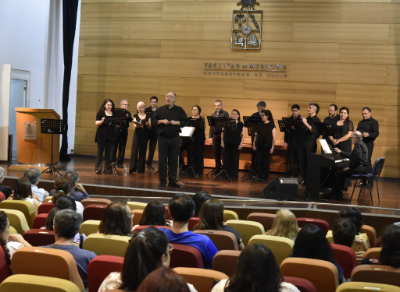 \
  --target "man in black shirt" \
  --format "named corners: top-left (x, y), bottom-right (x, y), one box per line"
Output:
top-left (145, 96), bottom-right (159, 170)
top-left (208, 100), bottom-right (229, 172)
top-left (114, 99), bottom-right (133, 168)
top-left (152, 92), bottom-right (188, 187)
top-left (326, 131), bottom-right (369, 200)
top-left (323, 104), bottom-right (340, 147)
top-left (301, 103), bottom-right (321, 185)
top-left (249, 101), bottom-right (267, 174)
top-left (356, 107), bottom-right (379, 173)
